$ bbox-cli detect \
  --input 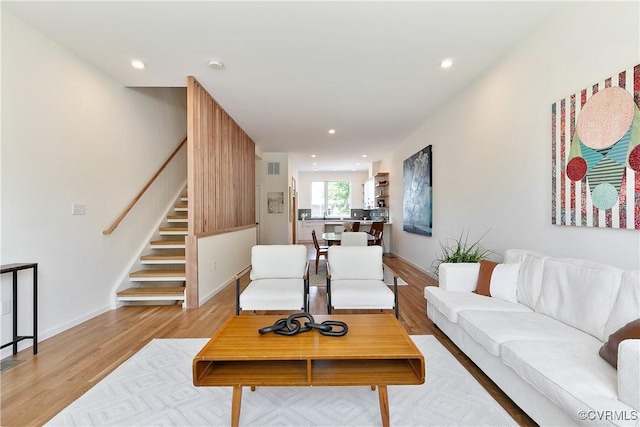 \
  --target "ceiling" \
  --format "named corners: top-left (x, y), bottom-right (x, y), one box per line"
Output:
top-left (3, 1), bottom-right (560, 172)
